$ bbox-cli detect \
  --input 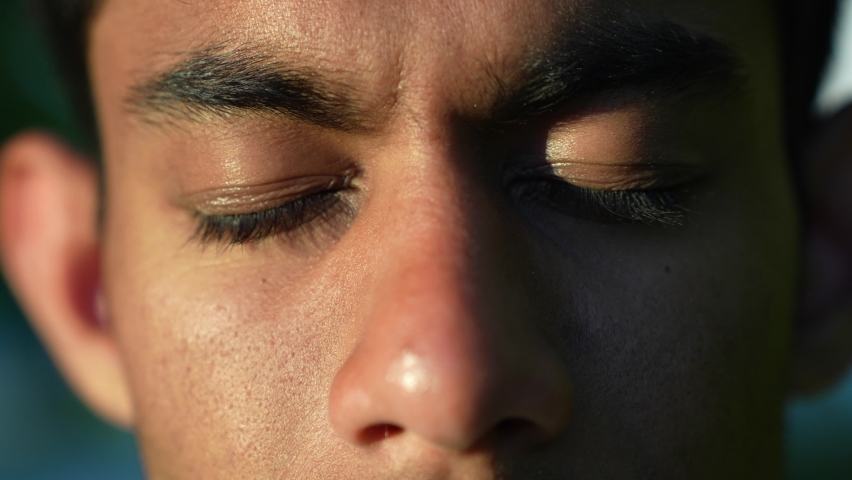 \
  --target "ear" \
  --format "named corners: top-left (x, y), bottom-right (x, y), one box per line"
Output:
top-left (791, 104), bottom-right (852, 396)
top-left (0, 131), bottom-right (133, 427)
